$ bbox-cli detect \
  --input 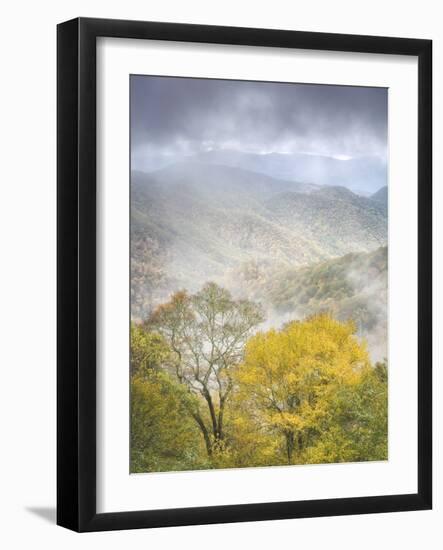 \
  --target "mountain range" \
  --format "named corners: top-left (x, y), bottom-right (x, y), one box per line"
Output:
top-left (133, 149), bottom-right (387, 195)
top-left (131, 159), bottom-right (387, 329)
